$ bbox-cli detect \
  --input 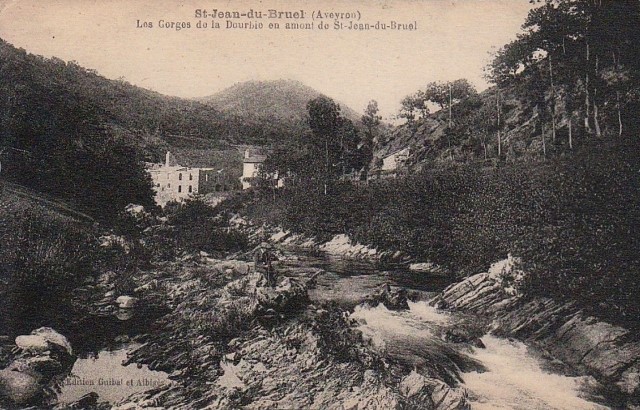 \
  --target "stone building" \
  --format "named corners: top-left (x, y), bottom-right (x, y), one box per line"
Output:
top-left (241, 149), bottom-right (267, 189)
top-left (148, 151), bottom-right (233, 206)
